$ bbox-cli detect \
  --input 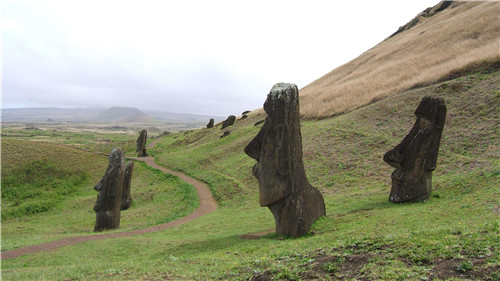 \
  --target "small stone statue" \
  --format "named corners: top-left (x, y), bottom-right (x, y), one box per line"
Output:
top-left (245, 83), bottom-right (326, 237)
top-left (220, 131), bottom-right (231, 138)
top-left (136, 129), bottom-right (148, 157)
top-left (121, 161), bottom-right (134, 210)
top-left (207, 118), bottom-right (215, 128)
top-left (221, 115), bottom-right (236, 129)
top-left (94, 148), bottom-right (125, 232)
top-left (384, 96), bottom-right (447, 202)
